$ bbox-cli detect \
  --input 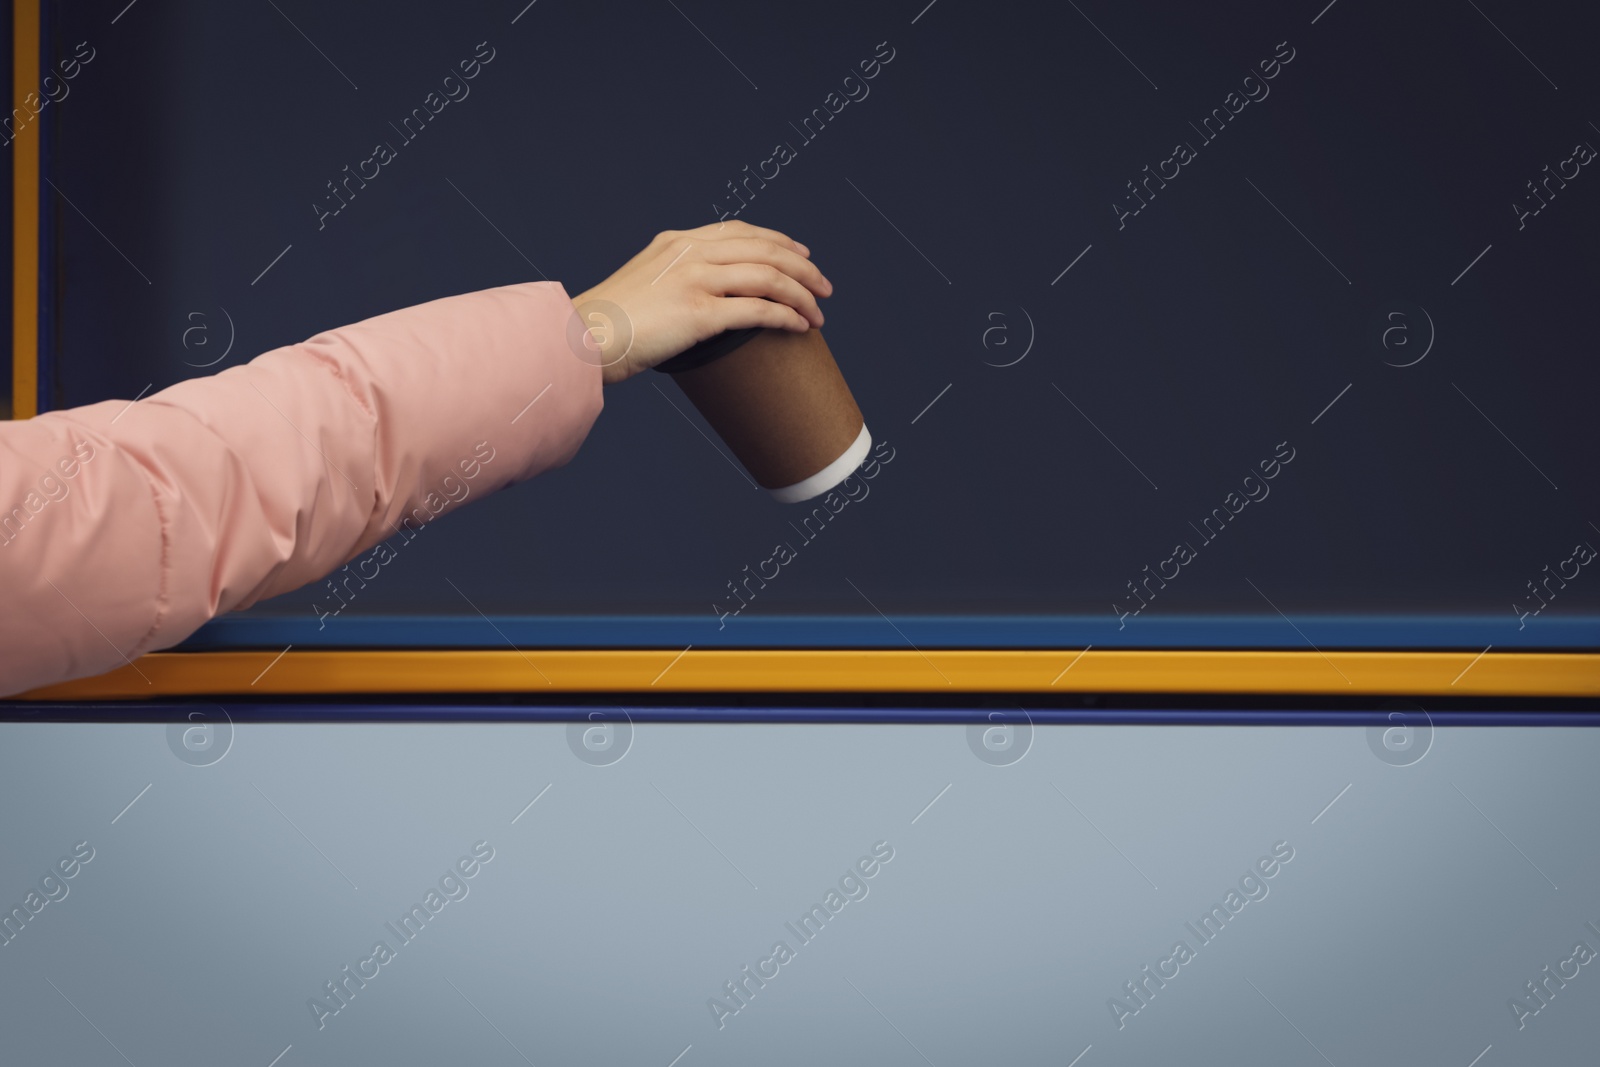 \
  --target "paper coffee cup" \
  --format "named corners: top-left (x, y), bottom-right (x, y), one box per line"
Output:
top-left (660, 326), bottom-right (870, 503)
